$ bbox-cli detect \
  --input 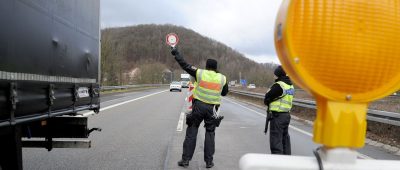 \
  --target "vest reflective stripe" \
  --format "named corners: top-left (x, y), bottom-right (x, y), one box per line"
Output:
top-left (269, 81), bottom-right (294, 113)
top-left (197, 70), bottom-right (225, 91)
top-left (195, 86), bottom-right (221, 96)
top-left (193, 69), bottom-right (226, 104)
top-left (279, 100), bottom-right (292, 105)
top-left (199, 81), bottom-right (221, 91)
